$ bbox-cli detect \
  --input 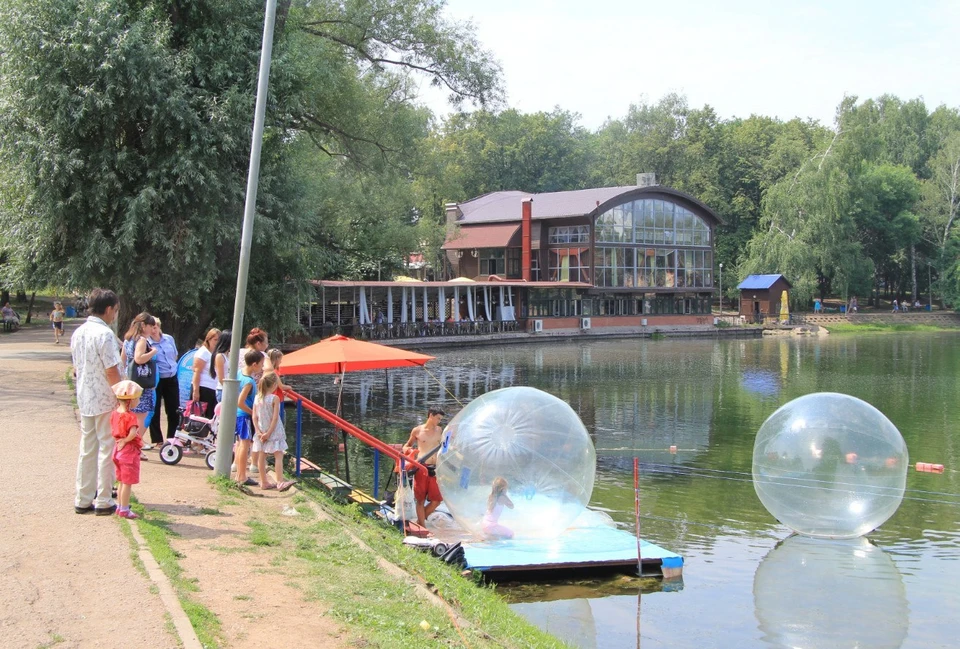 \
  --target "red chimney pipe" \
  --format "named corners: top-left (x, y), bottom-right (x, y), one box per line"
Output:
top-left (521, 198), bottom-right (533, 281)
